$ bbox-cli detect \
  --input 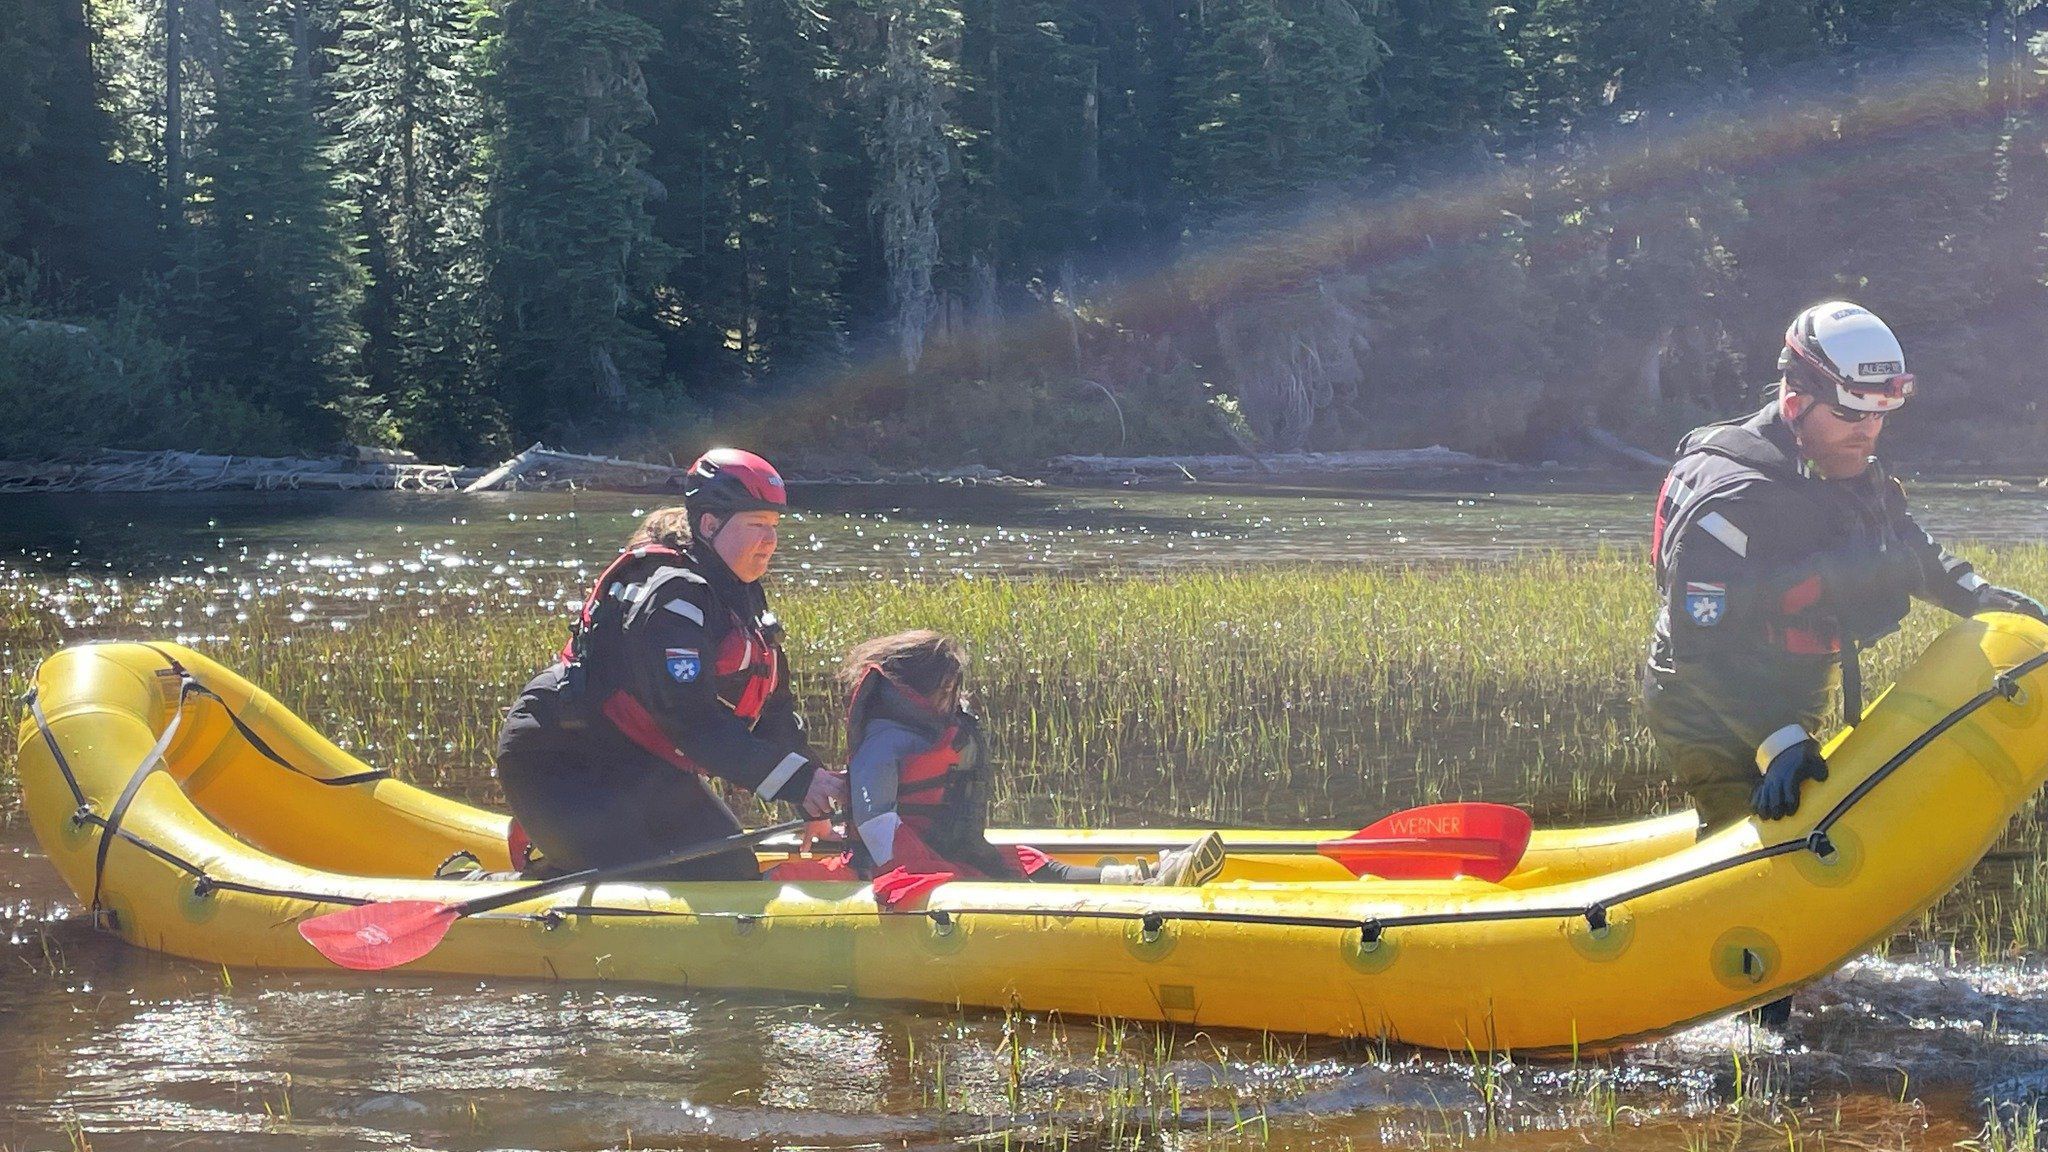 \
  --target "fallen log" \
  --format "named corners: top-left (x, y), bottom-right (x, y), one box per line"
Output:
top-left (1045, 445), bottom-right (1501, 481)
top-left (460, 444), bottom-right (691, 492)
top-left (0, 449), bottom-right (484, 493)
top-left (1579, 426), bottom-right (1669, 470)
